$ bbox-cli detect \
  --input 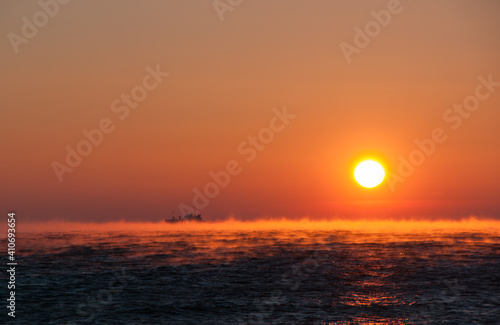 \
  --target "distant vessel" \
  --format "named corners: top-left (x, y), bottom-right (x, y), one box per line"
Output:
top-left (165, 211), bottom-right (203, 223)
